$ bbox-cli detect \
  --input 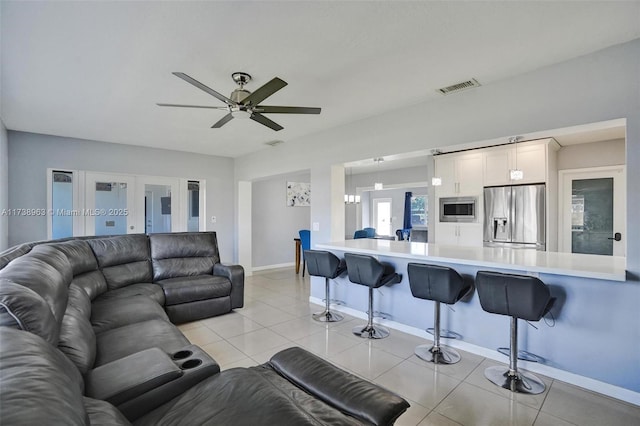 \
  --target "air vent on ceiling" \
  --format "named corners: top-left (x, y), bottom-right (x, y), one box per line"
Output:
top-left (438, 78), bottom-right (481, 95)
top-left (265, 140), bottom-right (284, 147)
